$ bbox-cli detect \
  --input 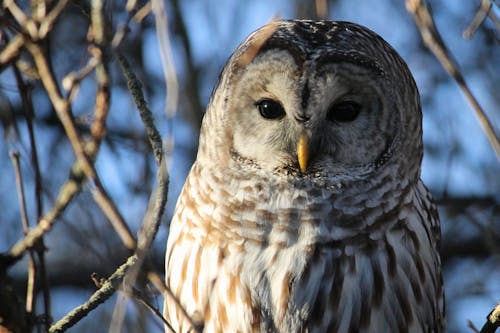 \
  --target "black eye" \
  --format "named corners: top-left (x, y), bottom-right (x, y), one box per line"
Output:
top-left (327, 101), bottom-right (362, 122)
top-left (256, 99), bottom-right (286, 120)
